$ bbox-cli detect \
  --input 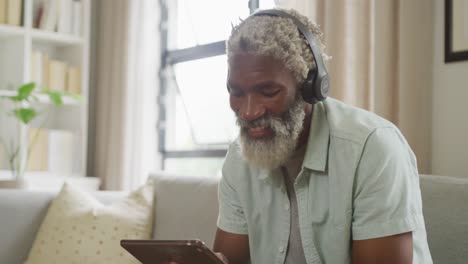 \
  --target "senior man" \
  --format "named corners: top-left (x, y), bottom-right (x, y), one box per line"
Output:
top-left (213, 8), bottom-right (433, 264)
